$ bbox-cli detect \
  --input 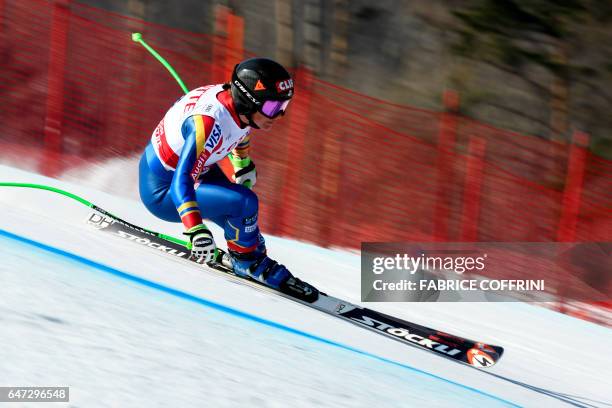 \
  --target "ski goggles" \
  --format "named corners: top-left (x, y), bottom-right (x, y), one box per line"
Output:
top-left (260, 99), bottom-right (290, 119)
